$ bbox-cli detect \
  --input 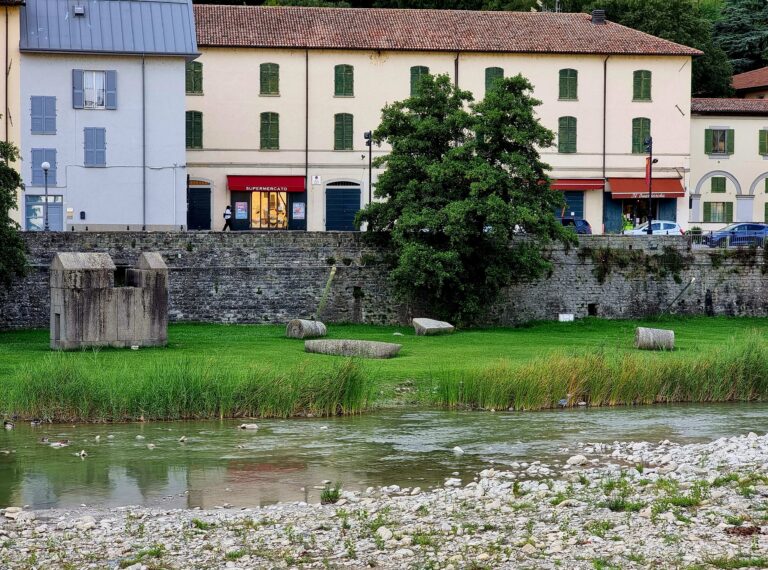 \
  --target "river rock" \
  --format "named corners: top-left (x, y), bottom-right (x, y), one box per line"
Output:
top-left (412, 318), bottom-right (455, 336)
top-left (304, 339), bottom-right (402, 359)
top-left (376, 526), bottom-right (393, 541)
top-left (285, 319), bottom-right (327, 339)
top-left (566, 454), bottom-right (588, 466)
